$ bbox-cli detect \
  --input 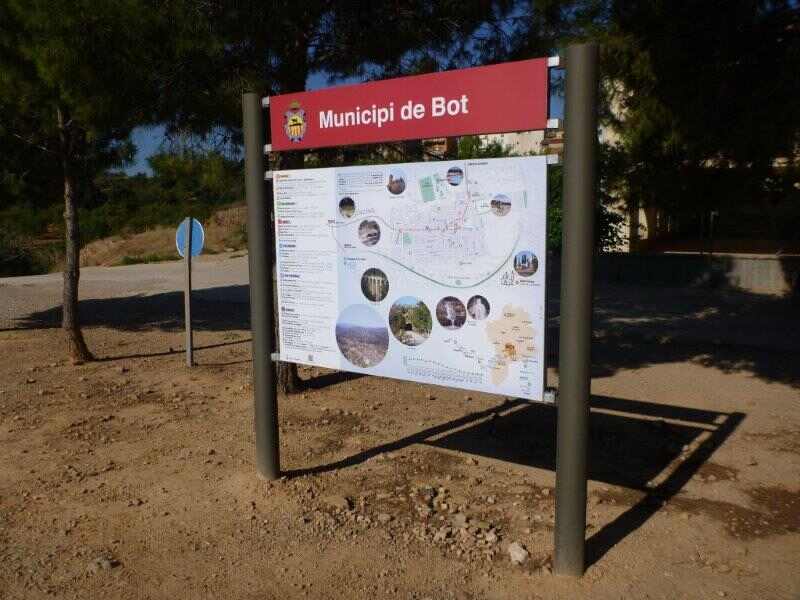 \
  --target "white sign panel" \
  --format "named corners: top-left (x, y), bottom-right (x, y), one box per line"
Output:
top-left (273, 156), bottom-right (548, 400)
